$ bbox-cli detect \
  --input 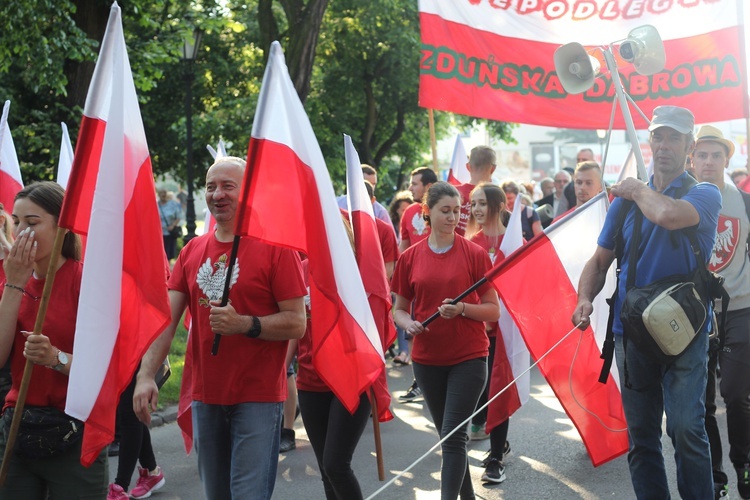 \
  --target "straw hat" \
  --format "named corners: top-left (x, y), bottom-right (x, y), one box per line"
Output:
top-left (695, 124), bottom-right (735, 159)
